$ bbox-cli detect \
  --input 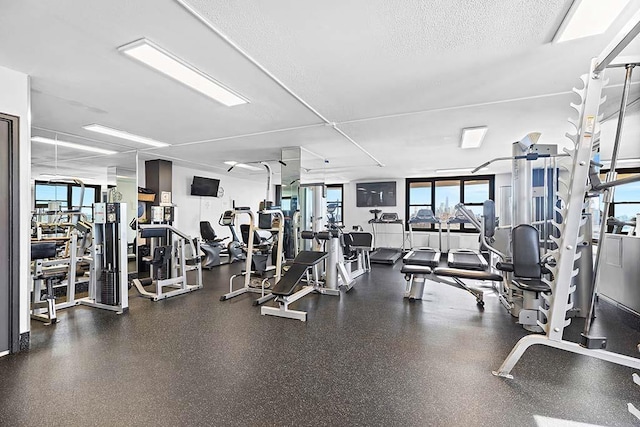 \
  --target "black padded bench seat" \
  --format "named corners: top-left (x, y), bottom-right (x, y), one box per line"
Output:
top-left (271, 251), bottom-right (327, 297)
top-left (433, 267), bottom-right (502, 282)
top-left (292, 250), bottom-right (328, 266)
top-left (512, 278), bottom-right (551, 293)
top-left (403, 249), bottom-right (440, 268)
top-left (401, 265), bottom-right (432, 275)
